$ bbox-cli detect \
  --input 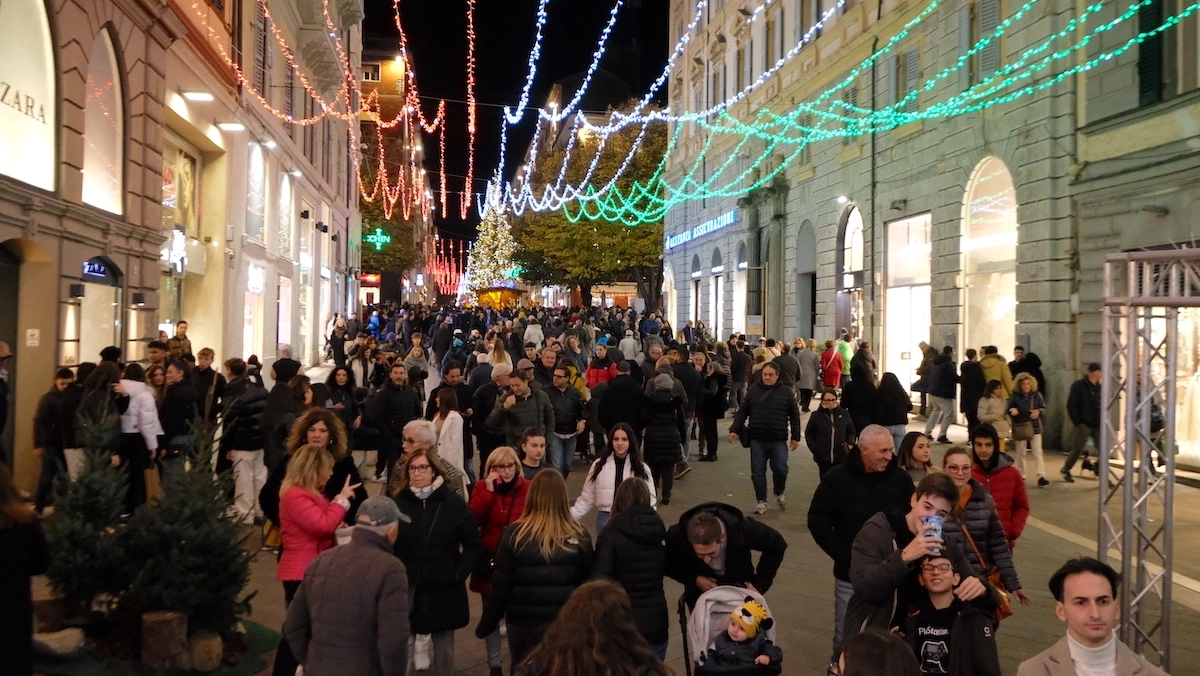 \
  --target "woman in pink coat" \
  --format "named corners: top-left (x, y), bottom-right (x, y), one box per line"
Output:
top-left (820, 340), bottom-right (845, 389)
top-left (273, 443), bottom-right (360, 676)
